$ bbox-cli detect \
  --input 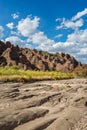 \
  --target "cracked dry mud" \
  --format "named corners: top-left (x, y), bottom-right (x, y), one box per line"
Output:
top-left (0, 78), bottom-right (87, 130)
